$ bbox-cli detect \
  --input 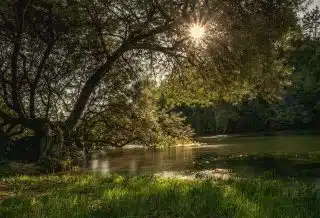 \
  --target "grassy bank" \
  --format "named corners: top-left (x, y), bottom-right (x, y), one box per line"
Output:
top-left (1, 173), bottom-right (319, 218)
